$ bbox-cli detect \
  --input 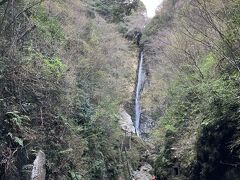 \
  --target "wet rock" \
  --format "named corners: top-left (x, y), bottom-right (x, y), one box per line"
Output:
top-left (140, 113), bottom-right (155, 136)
